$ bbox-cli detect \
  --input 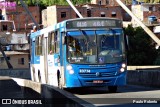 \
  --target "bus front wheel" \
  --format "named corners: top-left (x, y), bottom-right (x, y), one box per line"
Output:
top-left (108, 86), bottom-right (117, 93)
